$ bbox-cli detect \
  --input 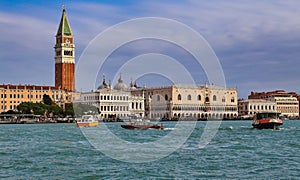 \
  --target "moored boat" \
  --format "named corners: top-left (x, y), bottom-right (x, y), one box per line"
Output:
top-left (76, 115), bottom-right (98, 127)
top-left (252, 112), bottom-right (282, 130)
